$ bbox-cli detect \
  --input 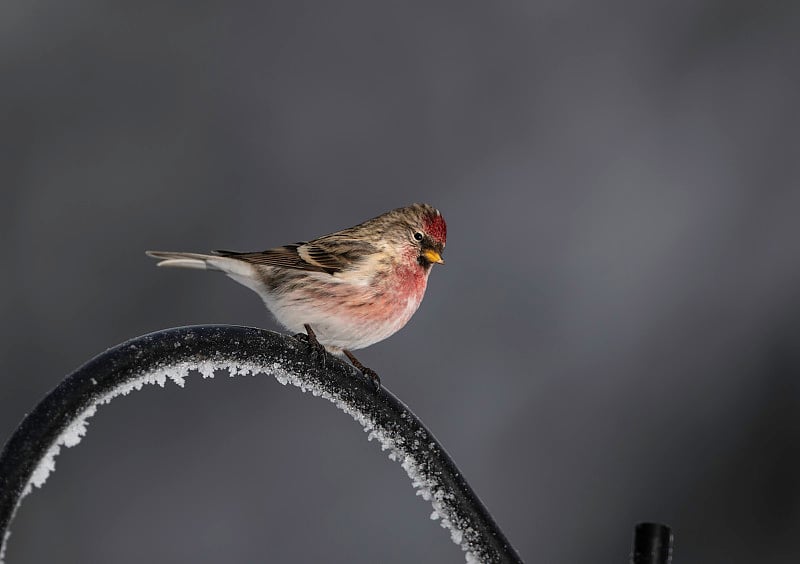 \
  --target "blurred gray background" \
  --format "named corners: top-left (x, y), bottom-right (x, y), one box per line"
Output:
top-left (2, 1), bottom-right (799, 562)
